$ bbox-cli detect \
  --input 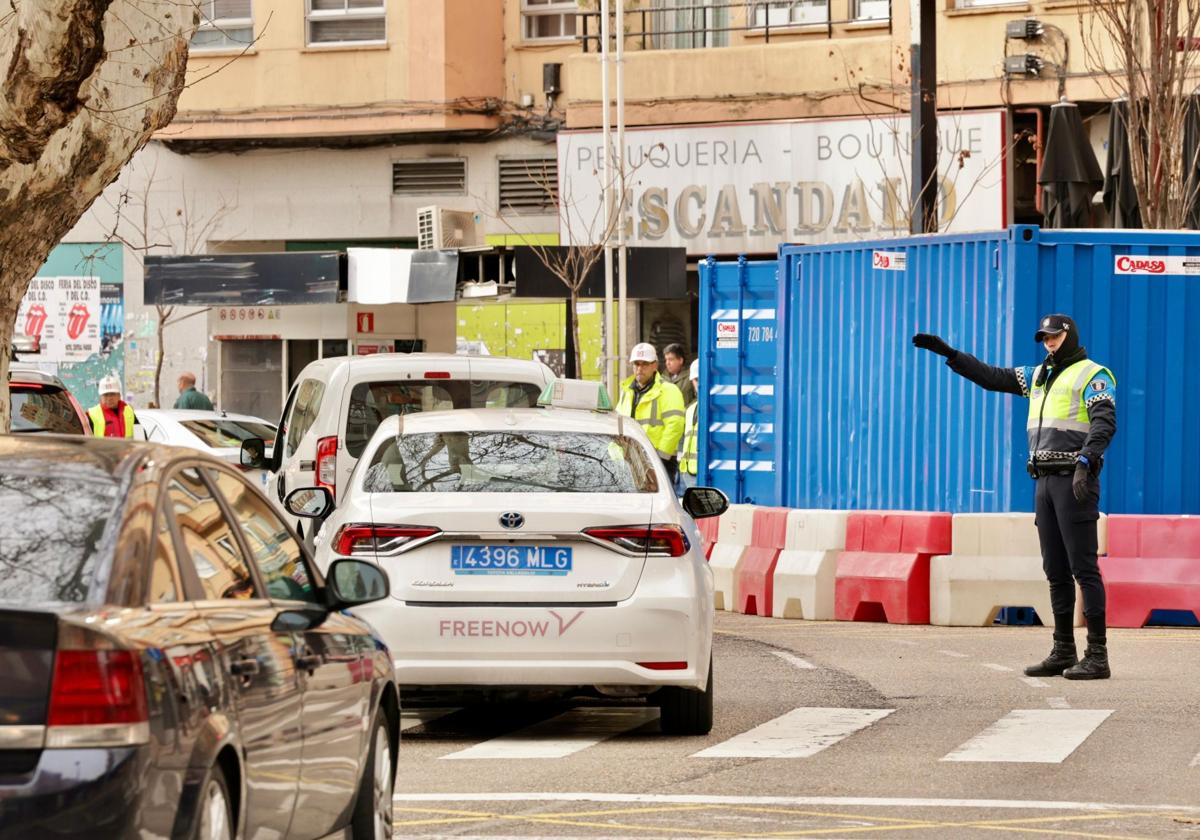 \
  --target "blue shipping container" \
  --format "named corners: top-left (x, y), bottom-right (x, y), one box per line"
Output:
top-left (774, 225), bottom-right (1200, 514)
top-left (698, 257), bottom-right (781, 505)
